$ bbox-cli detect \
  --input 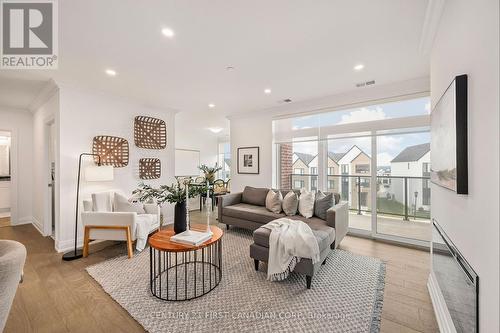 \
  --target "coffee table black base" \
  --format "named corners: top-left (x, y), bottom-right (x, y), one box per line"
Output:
top-left (150, 239), bottom-right (222, 301)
